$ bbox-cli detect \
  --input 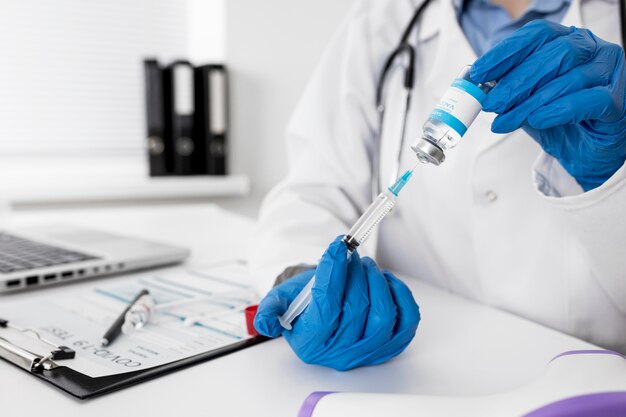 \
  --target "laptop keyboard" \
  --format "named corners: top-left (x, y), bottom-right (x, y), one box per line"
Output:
top-left (0, 232), bottom-right (100, 274)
